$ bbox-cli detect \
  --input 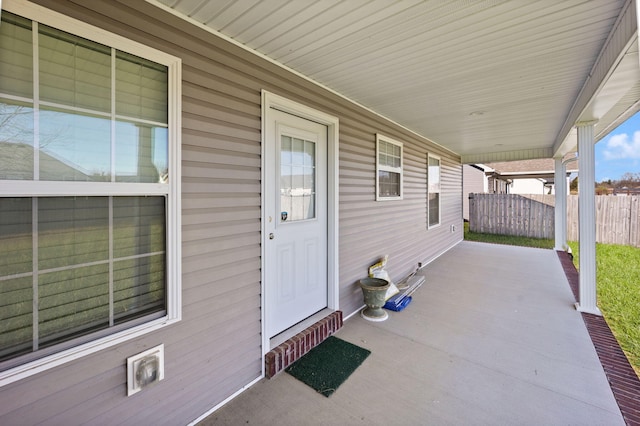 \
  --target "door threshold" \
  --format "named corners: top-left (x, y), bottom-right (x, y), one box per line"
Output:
top-left (269, 308), bottom-right (334, 349)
